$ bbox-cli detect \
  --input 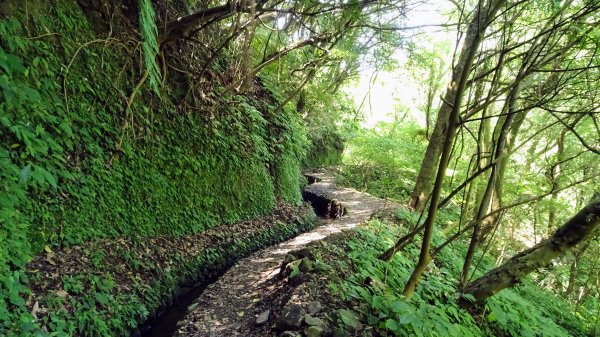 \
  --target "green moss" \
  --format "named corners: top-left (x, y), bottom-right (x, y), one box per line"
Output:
top-left (274, 155), bottom-right (303, 205)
